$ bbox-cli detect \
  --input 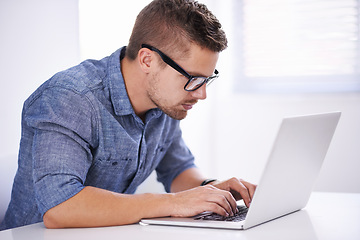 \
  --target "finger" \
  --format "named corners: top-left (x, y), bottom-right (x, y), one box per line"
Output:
top-left (204, 186), bottom-right (237, 216)
top-left (228, 179), bottom-right (252, 207)
top-left (222, 189), bottom-right (238, 214)
top-left (206, 202), bottom-right (231, 217)
top-left (240, 179), bottom-right (257, 199)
